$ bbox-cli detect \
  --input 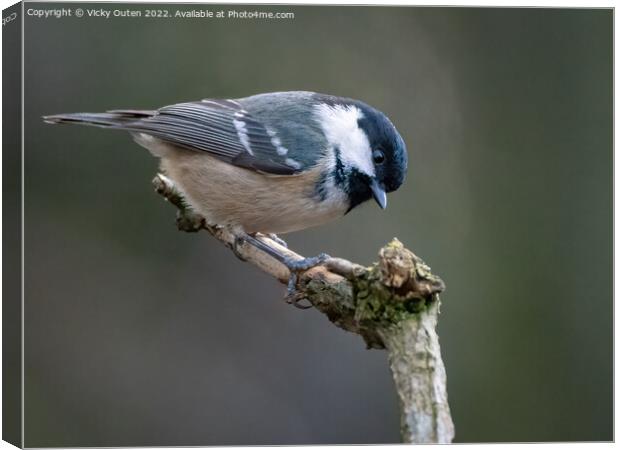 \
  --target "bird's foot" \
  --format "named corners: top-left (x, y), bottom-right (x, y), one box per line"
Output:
top-left (234, 232), bottom-right (330, 308)
top-left (281, 253), bottom-right (331, 308)
top-left (282, 253), bottom-right (331, 272)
